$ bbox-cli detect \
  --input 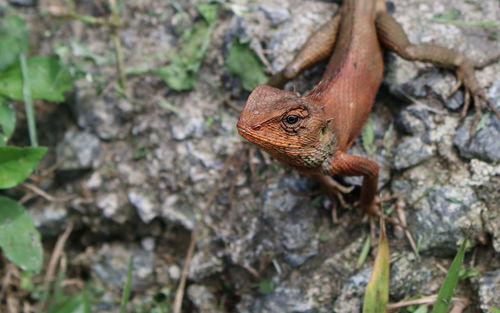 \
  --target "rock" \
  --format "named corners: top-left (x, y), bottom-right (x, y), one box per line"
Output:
top-left (72, 81), bottom-right (130, 140)
top-left (407, 185), bottom-right (482, 255)
top-left (237, 284), bottom-right (315, 313)
top-left (391, 136), bottom-right (435, 170)
top-left (8, 0), bottom-right (36, 7)
top-left (395, 105), bottom-right (431, 136)
top-left (258, 5), bottom-right (291, 26)
top-left (168, 264), bottom-right (181, 281)
top-left (187, 249), bottom-right (223, 281)
top-left (453, 115), bottom-right (500, 163)
top-left (56, 130), bottom-right (101, 172)
top-left (160, 194), bottom-right (196, 230)
top-left (96, 192), bottom-right (129, 224)
top-left (478, 270), bottom-right (500, 312)
top-left (30, 203), bottom-right (68, 237)
top-left (453, 80), bottom-right (500, 163)
top-left (92, 244), bottom-right (154, 289)
top-left (389, 255), bottom-right (434, 299)
top-left (187, 285), bottom-right (219, 313)
top-left (332, 268), bottom-right (371, 313)
top-left (128, 188), bottom-right (159, 224)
